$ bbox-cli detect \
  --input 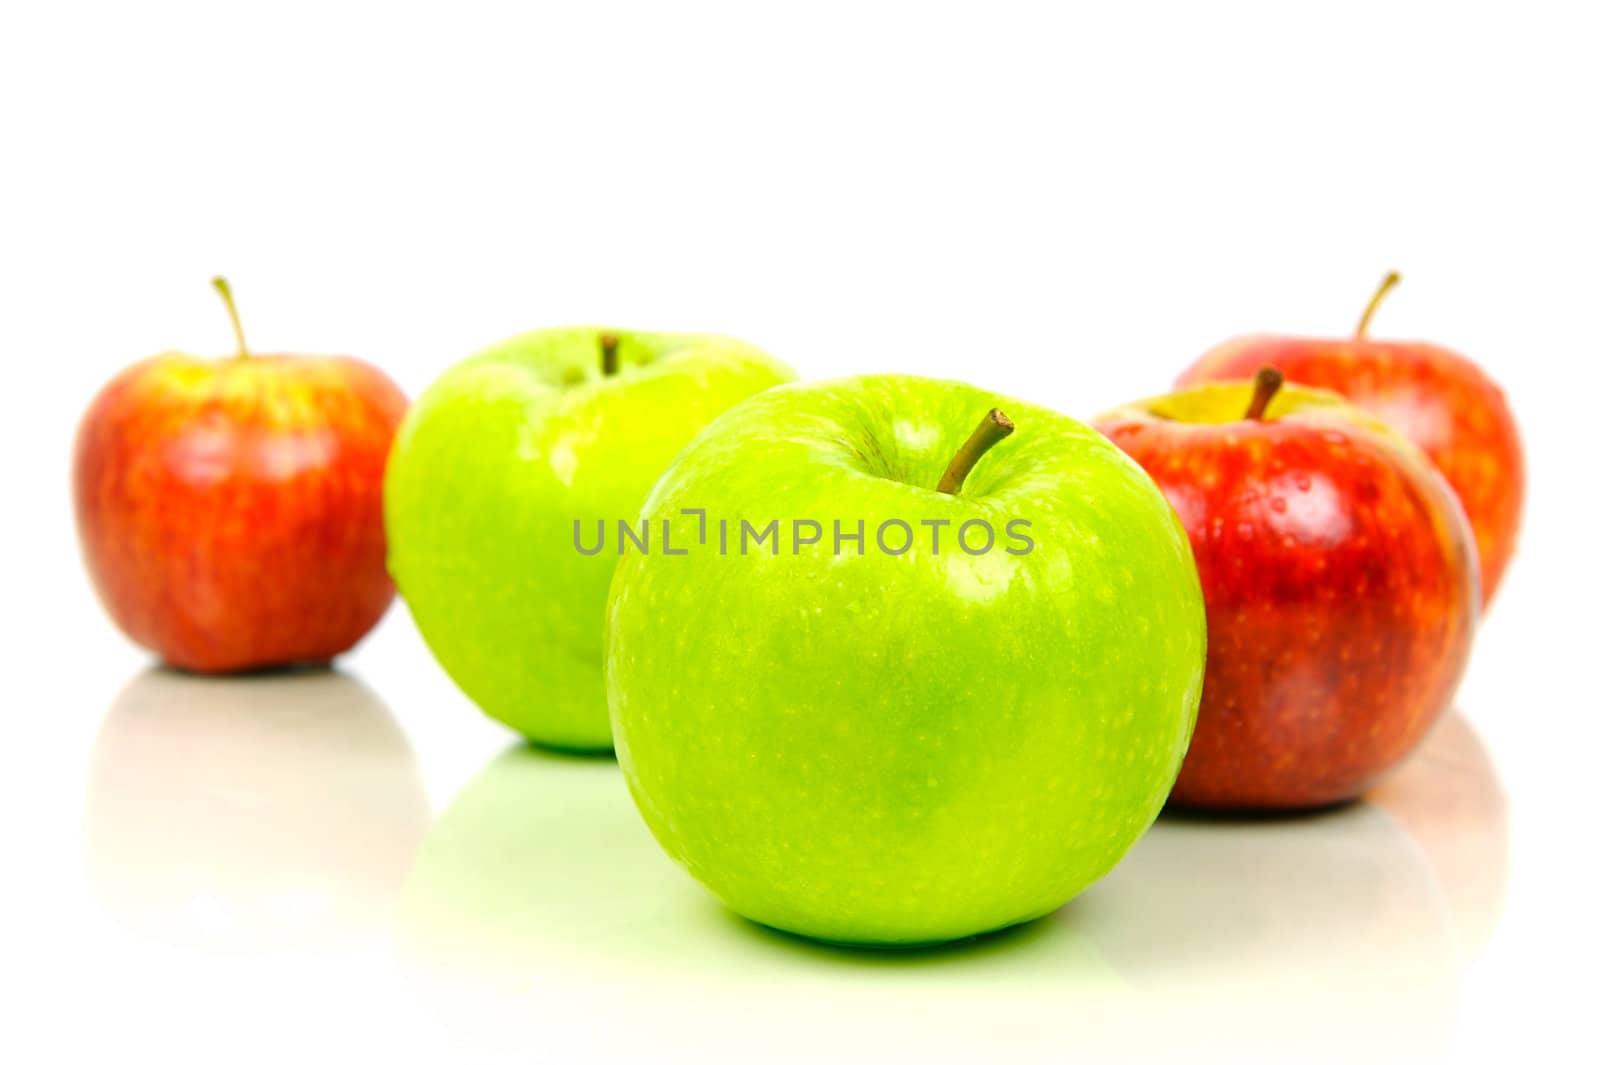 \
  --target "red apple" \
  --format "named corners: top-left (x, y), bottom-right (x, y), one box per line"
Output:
top-left (1176, 273), bottom-right (1525, 606)
top-left (1094, 370), bottom-right (1478, 809)
top-left (73, 279), bottom-right (408, 672)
